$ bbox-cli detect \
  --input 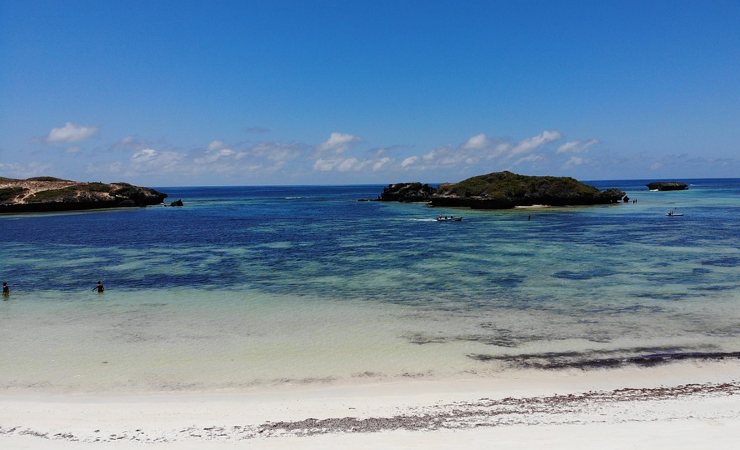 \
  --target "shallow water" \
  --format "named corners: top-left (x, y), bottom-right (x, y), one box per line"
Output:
top-left (1, 179), bottom-right (739, 392)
